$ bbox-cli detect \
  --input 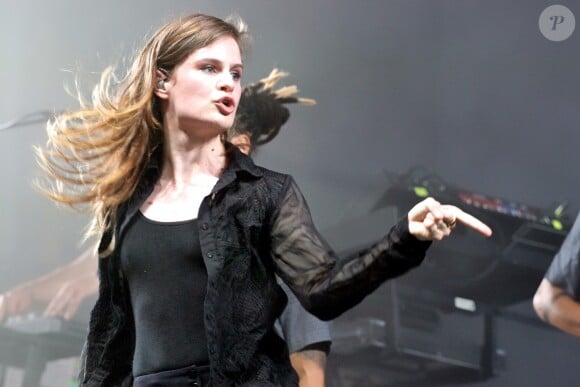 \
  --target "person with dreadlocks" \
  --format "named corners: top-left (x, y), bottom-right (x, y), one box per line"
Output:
top-left (34, 13), bottom-right (491, 386)
top-left (230, 69), bottom-right (331, 387)
top-left (0, 69), bottom-right (330, 386)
